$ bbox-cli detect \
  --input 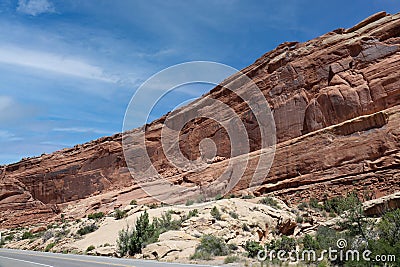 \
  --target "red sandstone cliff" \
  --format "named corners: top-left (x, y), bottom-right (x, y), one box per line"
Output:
top-left (1, 12), bottom-right (399, 227)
